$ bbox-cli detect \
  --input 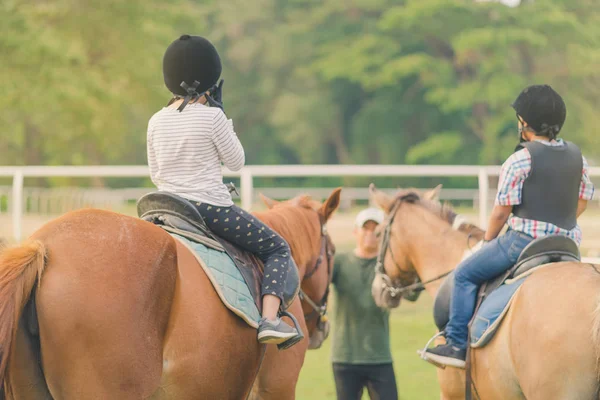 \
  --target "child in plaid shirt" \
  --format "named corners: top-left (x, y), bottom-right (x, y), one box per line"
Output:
top-left (423, 84), bottom-right (594, 369)
top-left (496, 141), bottom-right (593, 245)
